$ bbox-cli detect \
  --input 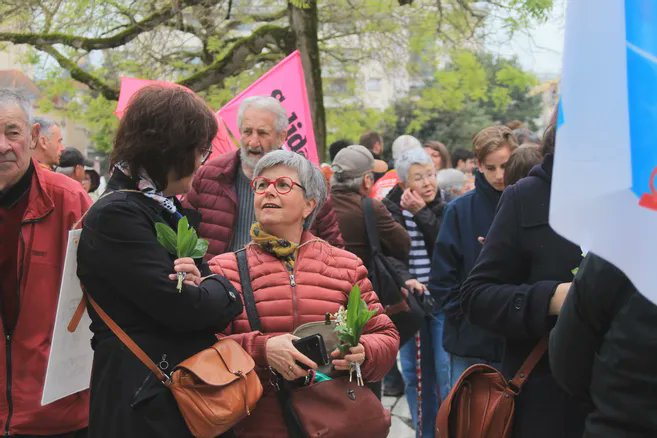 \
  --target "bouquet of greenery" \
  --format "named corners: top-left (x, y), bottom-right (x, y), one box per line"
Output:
top-left (333, 285), bottom-right (377, 385)
top-left (155, 216), bottom-right (208, 292)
